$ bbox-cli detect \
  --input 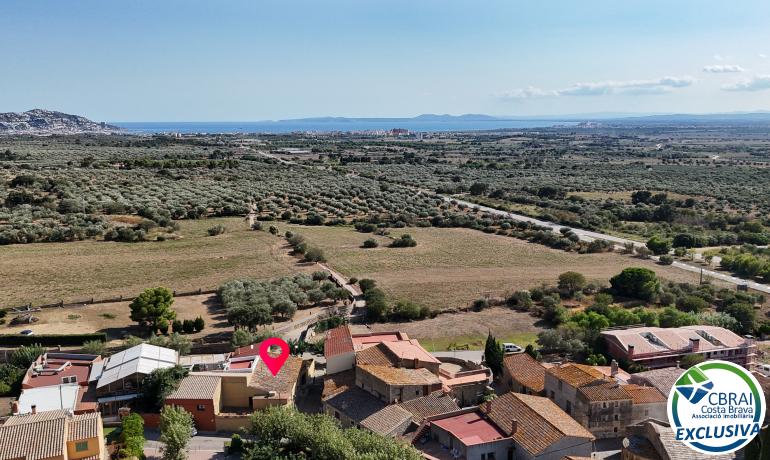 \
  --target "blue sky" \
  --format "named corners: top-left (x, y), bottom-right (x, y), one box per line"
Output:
top-left (2, 0), bottom-right (770, 121)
